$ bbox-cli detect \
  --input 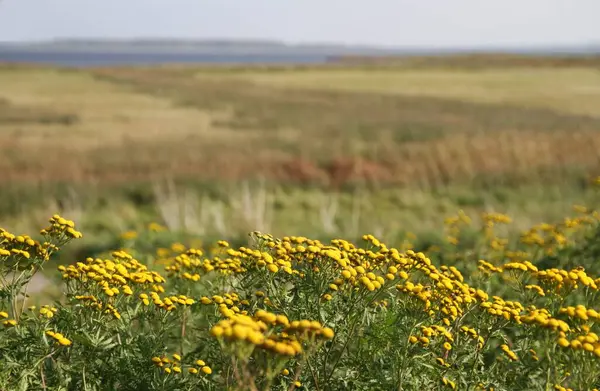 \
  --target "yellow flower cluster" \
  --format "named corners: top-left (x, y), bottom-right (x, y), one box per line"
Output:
top-left (559, 305), bottom-right (600, 322)
top-left (210, 310), bottom-right (333, 357)
top-left (201, 292), bottom-right (250, 317)
top-left (557, 331), bottom-right (600, 357)
top-left (3, 320), bottom-right (17, 327)
top-left (4, 208), bottom-right (600, 390)
top-left (74, 295), bottom-right (103, 310)
top-left (165, 246), bottom-right (246, 281)
top-left (151, 353), bottom-right (212, 375)
top-left (189, 360), bottom-right (212, 375)
top-left (211, 313), bottom-right (298, 355)
top-left (478, 260), bottom-right (503, 275)
top-left (481, 297), bottom-right (524, 322)
top-left (409, 325), bottom-right (454, 348)
top-left (148, 222), bottom-right (167, 232)
top-left (528, 348), bottom-right (540, 361)
top-left (477, 258), bottom-right (600, 293)
top-left (41, 215), bottom-right (83, 240)
top-left (500, 344), bottom-right (518, 361)
top-left (519, 308), bottom-right (570, 332)
top-left (441, 376), bottom-right (457, 389)
top-left (59, 251), bottom-right (167, 298)
top-left (524, 284), bottom-right (545, 296)
top-left (482, 212), bottom-right (512, 226)
top-left (460, 326), bottom-right (485, 349)
top-left (39, 305), bottom-right (58, 318)
top-left (285, 319), bottom-right (335, 340)
top-left (45, 330), bottom-right (72, 346)
top-left (443, 210), bottom-right (471, 245)
top-left (247, 228), bottom-right (600, 377)
top-left (519, 211), bottom-right (598, 254)
top-left (0, 226), bottom-right (59, 265)
top-left (536, 267), bottom-right (599, 290)
top-left (1, 310), bottom-right (16, 327)
top-left (143, 292), bottom-right (195, 311)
